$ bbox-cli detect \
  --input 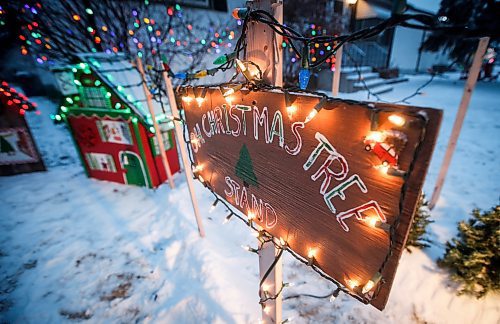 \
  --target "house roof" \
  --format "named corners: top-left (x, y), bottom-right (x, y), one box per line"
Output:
top-left (76, 53), bottom-right (171, 125)
top-left (0, 81), bottom-right (37, 115)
